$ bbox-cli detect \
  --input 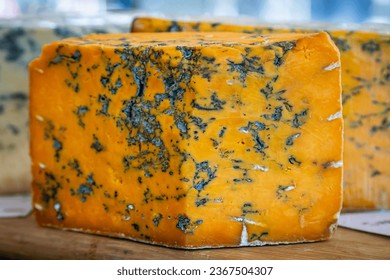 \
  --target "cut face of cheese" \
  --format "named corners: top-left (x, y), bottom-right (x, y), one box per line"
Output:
top-left (30, 32), bottom-right (342, 248)
top-left (0, 21), bottom-right (129, 195)
top-left (131, 17), bottom-right (390, 210)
